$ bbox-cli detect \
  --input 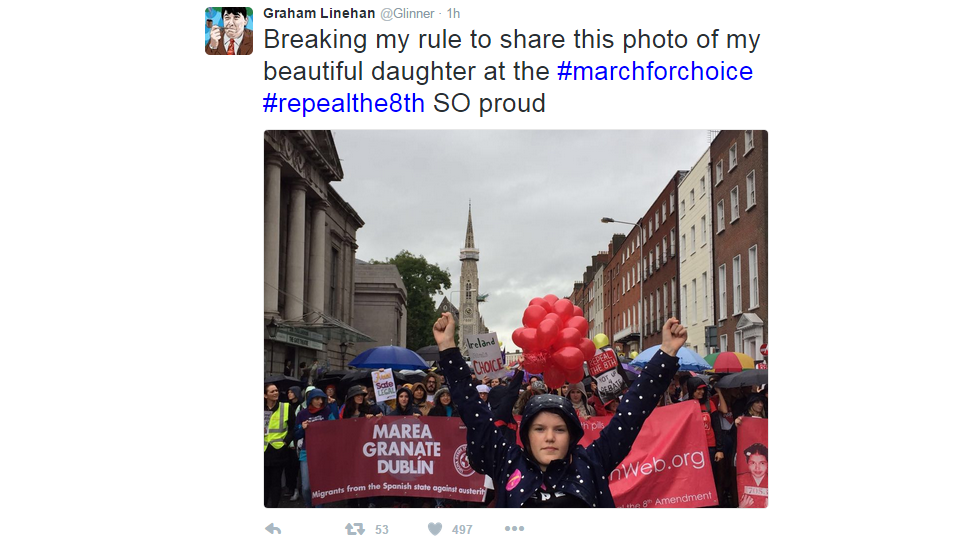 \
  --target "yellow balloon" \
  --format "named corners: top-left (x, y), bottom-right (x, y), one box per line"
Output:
top-left (593, 333), bottom-right (610, 349)
top-left (629, 351), bottom-right (638, 359)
